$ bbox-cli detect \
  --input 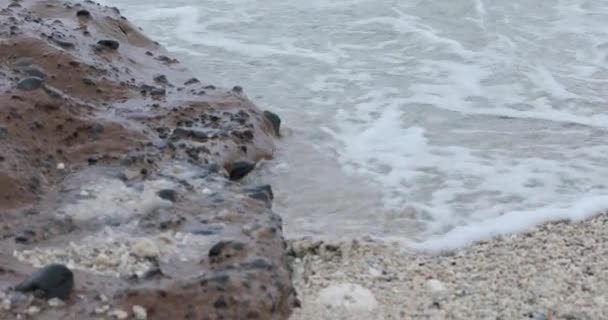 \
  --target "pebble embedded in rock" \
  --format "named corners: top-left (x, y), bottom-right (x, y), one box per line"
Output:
top-left (247, 185), bottom-right (274, 206)
top-left (95, 305), bottom-right (111, 314)
top-left (229, 161), bottom-right (256, 181)
top-left (156, 189), bottom-right (177, 202)
top-left (48, 297), bottom-right (65, 307)
top-left (82, 77), bottom-right (95, 86)
top-left (184, 78), bottom-right (199, 85)
top-left (132, 305), bottom-right (147, 320)
top-left (76, 9), bottom-right (90, 17)
top-left (153, 74), bottom-right (168, 85)
top-left (22, 67), bottom-right (45, 79)
top-left (97, 39), bottom-right (120, 50)
top-left (52, 38), bottom-right (75, 49)
top-left (109, 309), bottom-right (129, 319)
top-left (132, 239), bottom-right (160, 258)
top-left (263, 110), bottom-right (281, 136)
top-left (17, 77), bottom-right (44, 91)
top-left (14, 264), bottom-right (74, 300)
top-left (0, 127), bottom-right (7, 139)
top-left (26, 305), bottom-right (40, 315)
top-left (14, 57), bottom-right (33, 67)
top-left (232, 85), bottom-right (243, 93)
